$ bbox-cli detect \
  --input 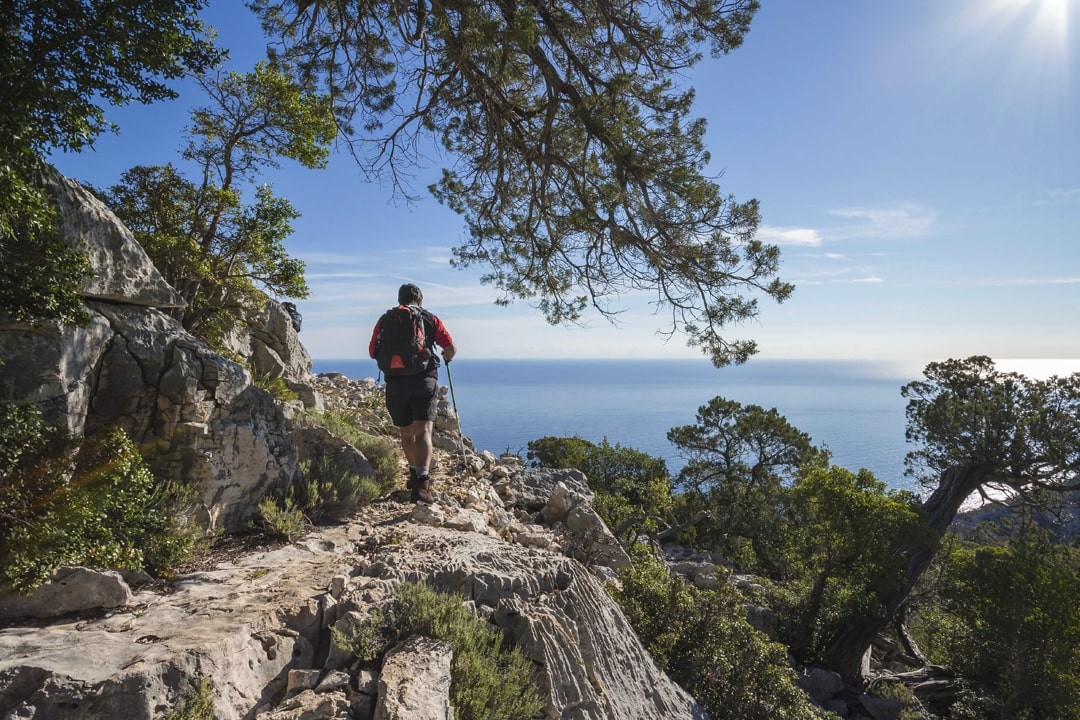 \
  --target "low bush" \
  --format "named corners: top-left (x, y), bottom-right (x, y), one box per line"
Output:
top-left (332, 581), bottom-right (543, 720)
top-left (257, 496), bottom-right (307, 542)
top-left (163, 677), bottom-right (215, 720)
top-left (253, 372), bottom-right (299, 402)
top-left (303, 410), bottom-right (398, 492)
top-left (918, 525), bottom-right (1080, 720)
top-left (612, 549), bottom-right (822, 720)
top-left (0, 404), bottom-right (200, 591)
